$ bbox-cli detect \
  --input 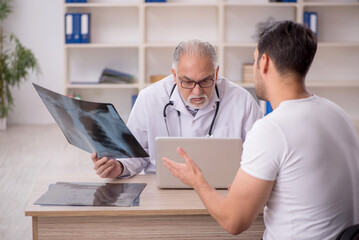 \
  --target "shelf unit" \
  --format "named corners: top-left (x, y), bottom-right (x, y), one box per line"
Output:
top-left (63, 0), bottom-right (359, 121)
